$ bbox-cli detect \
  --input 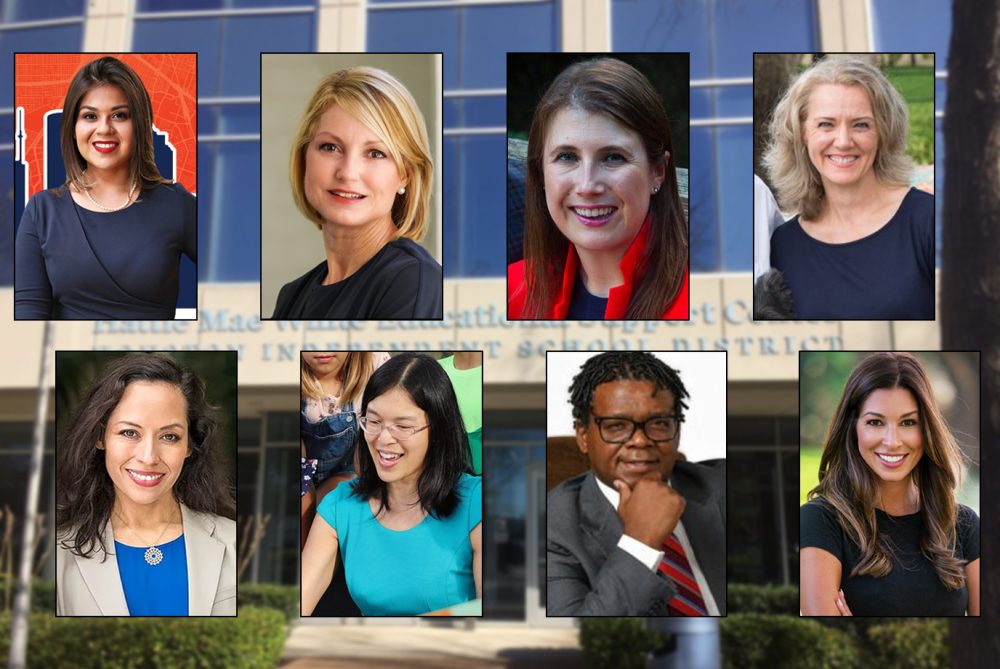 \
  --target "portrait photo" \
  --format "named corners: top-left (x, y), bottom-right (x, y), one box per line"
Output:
top-left (506, 52), bottom-right (691, 321)
top-left (799, 351), bottom-right (980, 616)
top-left (261, 53), bottom-right (443, 321)
top-left (753, 53), bottom-right (935, 321)
top-left (545, 350), bottom-right (726, 616)
top-left (13, 53), bottom-right (198, 321)
top-left (300, 351), bottom-right (483, 617)
top-left (54, 350), bottom-right (237, 616)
